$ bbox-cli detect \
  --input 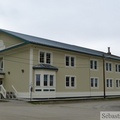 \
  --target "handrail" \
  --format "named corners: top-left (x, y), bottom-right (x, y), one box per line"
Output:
top-left (12, 85), bottom-right (18, 98)
top-left (0, 85), bottom-right (6, 98)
